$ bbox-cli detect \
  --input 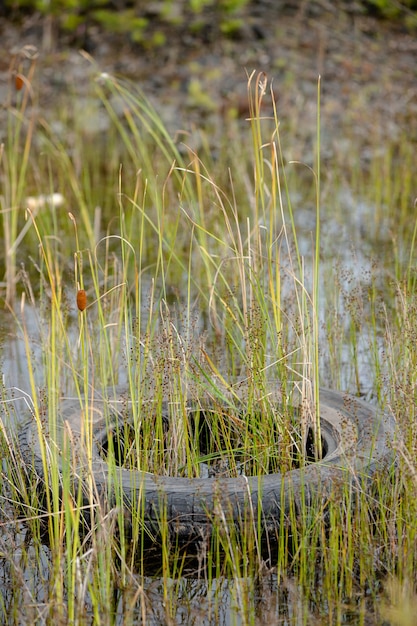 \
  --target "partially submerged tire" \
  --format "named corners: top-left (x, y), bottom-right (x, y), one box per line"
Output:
top-left (18, 385), bottom-right (395, 542)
